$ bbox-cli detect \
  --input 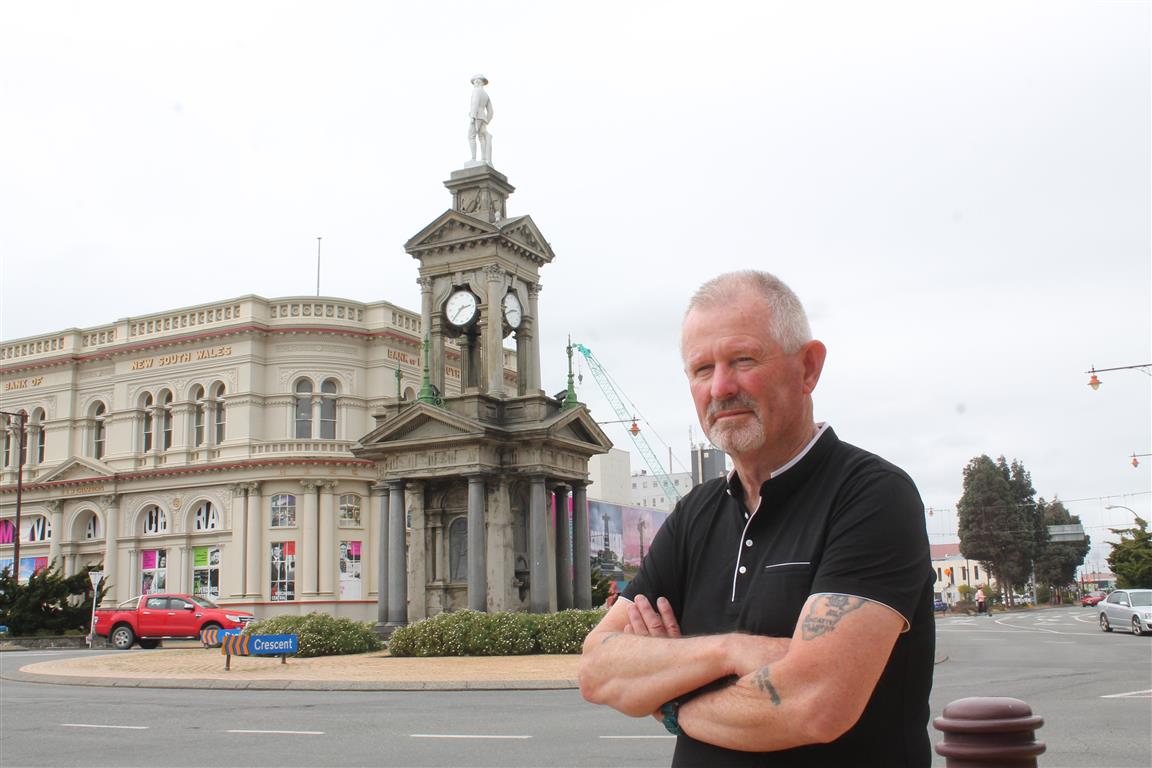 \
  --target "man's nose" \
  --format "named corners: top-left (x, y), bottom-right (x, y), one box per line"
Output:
top-left (710, 363), bottom-right (739, 400)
